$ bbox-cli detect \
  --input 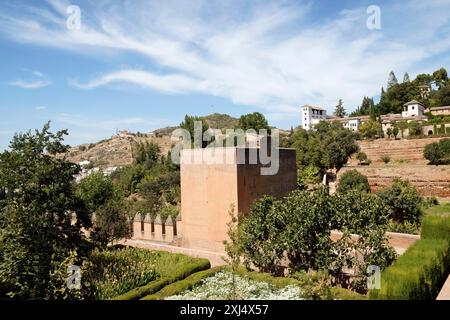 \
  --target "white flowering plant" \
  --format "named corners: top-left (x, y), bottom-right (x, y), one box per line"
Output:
top-left (165, 271), bottom-right (304, 300)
